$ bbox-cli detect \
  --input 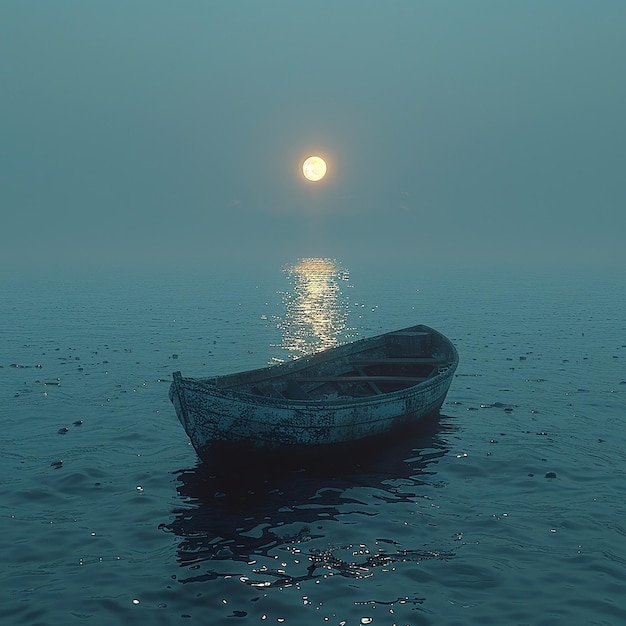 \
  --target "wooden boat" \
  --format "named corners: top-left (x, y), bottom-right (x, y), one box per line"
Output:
top-left (169, 324), bottom-right (458, 466)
